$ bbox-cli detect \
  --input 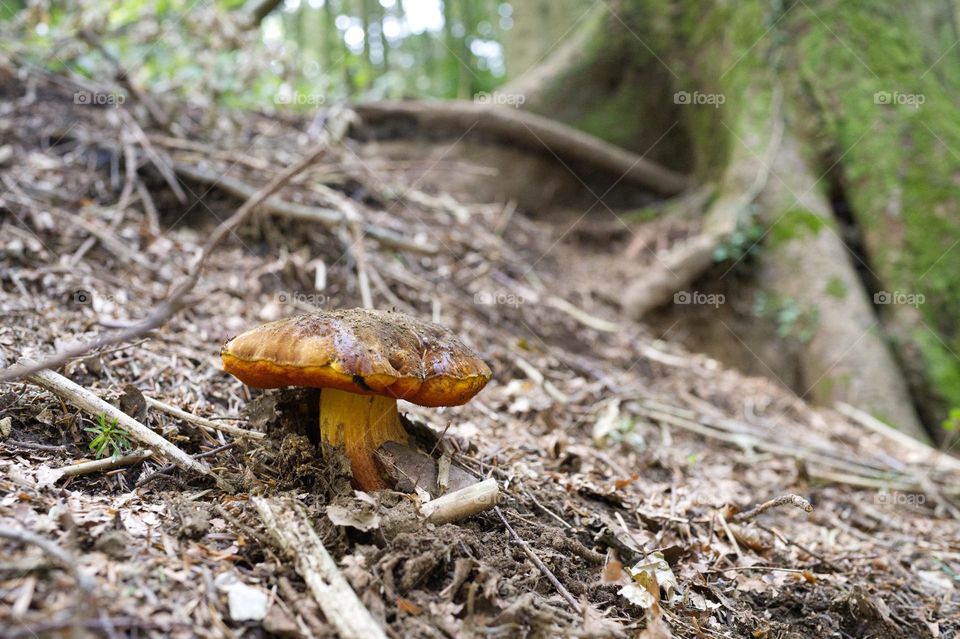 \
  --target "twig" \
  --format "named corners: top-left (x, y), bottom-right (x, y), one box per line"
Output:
top-left (0, 138), bottom-right (331, 383)
top-left (522, 488), bottom-right (572, 529)
top-left (2, 440), bottom-right (70, 452)
top-left (420, 478), bottom-right (500, 524)
top-left (0, 526), bottom-right (94, 592)
top-left (252, 495), bottom-right (387, 639)
top-left (635, 402), bottom-right (911, 481)
top-left (717, 512), bottom-right (743, 558)
top-left (731, 494), bottom-right (813, 523)
top-left (59, 448), bottom-right (153, 477)
top-left (22, 367), bottom-right (225, 488)
top-left (144, 396), bottom-right (264, 439)
top-left (494, 507), bottom-right (581, 614)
